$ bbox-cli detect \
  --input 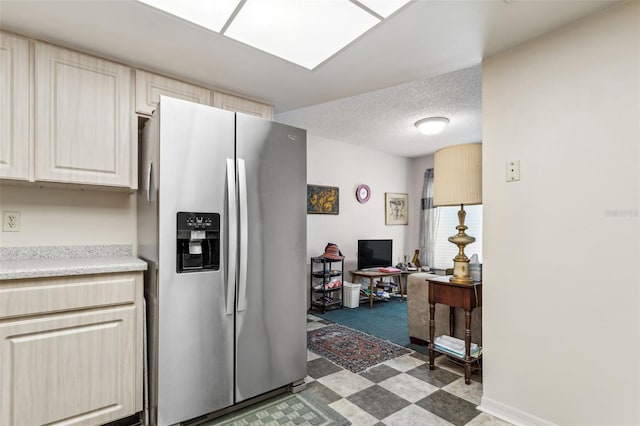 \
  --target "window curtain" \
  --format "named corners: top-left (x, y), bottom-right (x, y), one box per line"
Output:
top-left (418, 168), bottom-right (439, 269)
